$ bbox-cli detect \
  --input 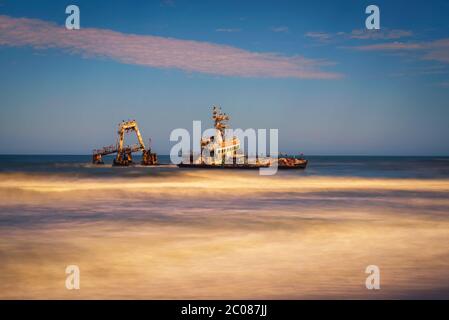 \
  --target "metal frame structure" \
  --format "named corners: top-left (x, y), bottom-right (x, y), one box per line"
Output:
top-left (92, 120), bottom-right (157, 166)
